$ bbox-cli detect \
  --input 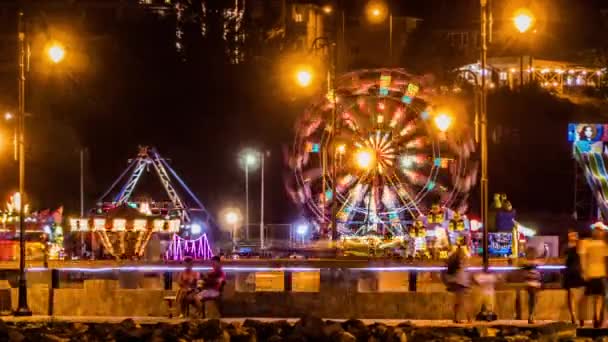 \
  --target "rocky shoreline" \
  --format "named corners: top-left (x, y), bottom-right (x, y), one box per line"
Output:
top-left (0, 317), bottom-right (596, 341)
